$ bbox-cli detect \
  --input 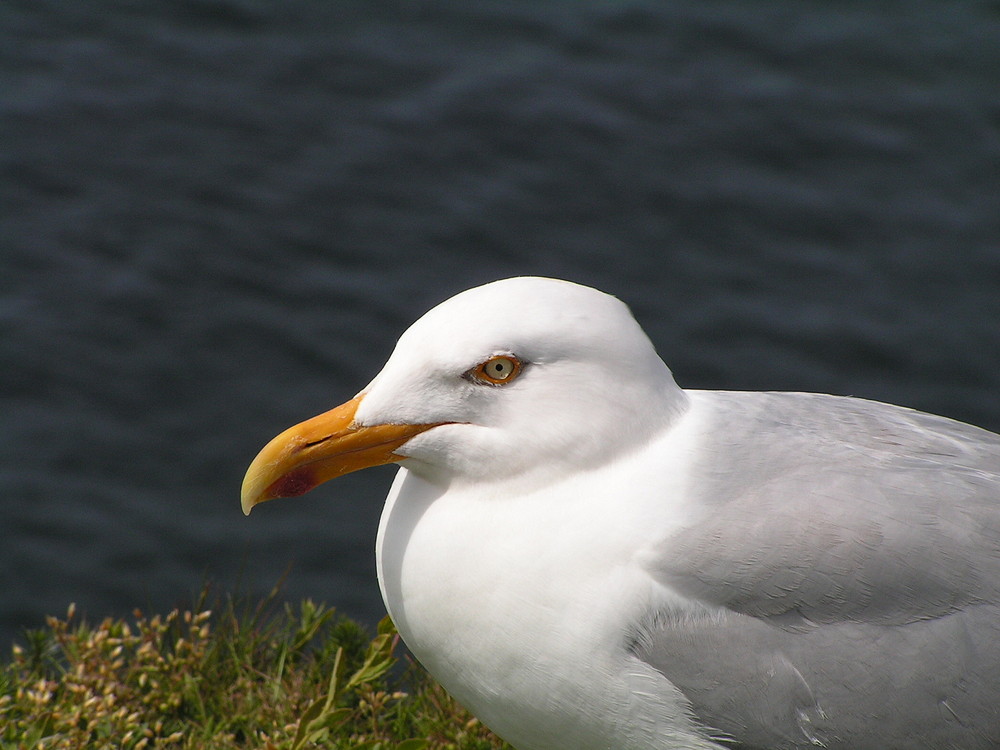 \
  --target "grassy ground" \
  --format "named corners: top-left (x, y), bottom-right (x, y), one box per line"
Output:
top-left (0, 586), bottom-right (512, 750)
